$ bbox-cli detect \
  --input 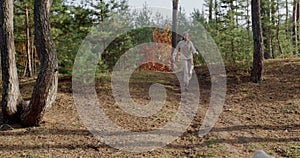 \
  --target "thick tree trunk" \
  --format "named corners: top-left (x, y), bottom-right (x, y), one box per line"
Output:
top-left (0, 0), bottom-right (23, 122)
top-left (171, 0), bottom-right (179, 70)
top-left (251, 0), bottom-right (264, 83)
top-left (21, 0), bottom-right (58, 126)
